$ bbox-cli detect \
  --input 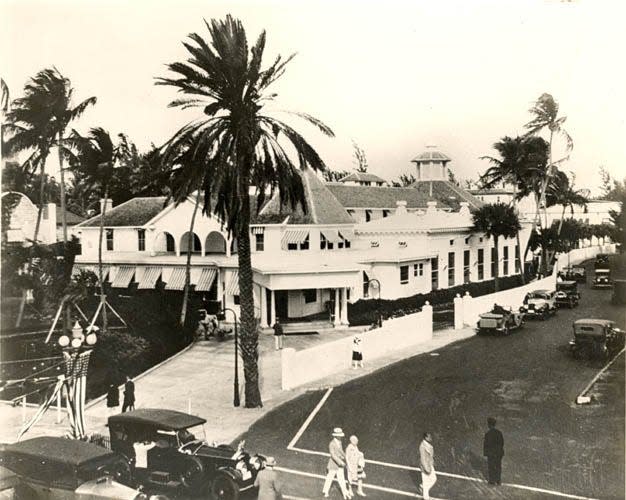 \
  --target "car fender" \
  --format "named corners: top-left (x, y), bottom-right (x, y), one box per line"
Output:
top-left (217, 466), bottom-right (243, 483)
